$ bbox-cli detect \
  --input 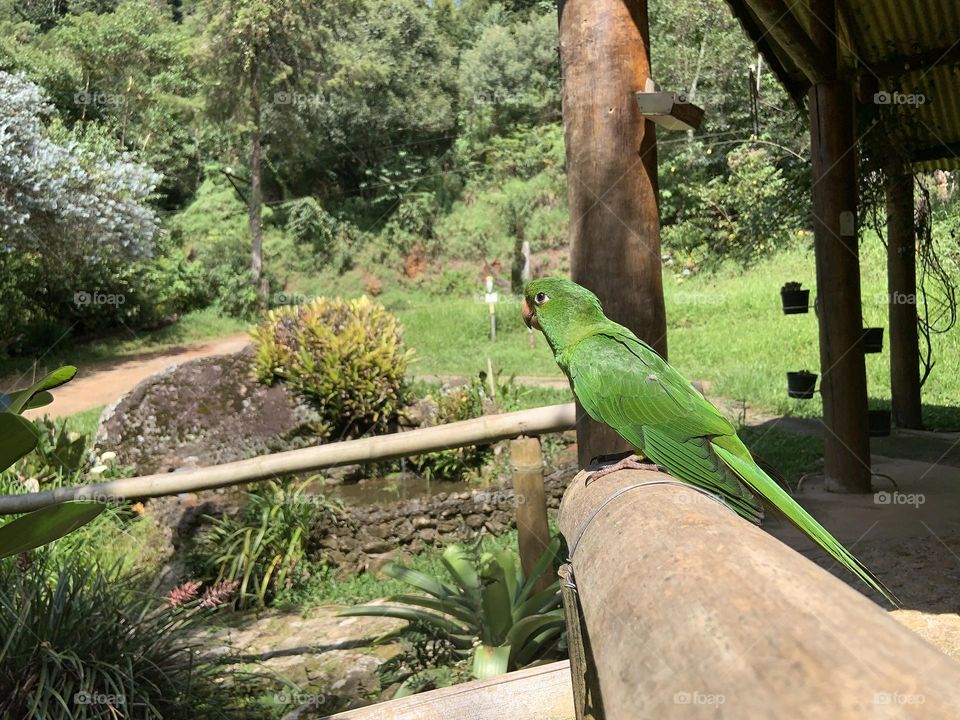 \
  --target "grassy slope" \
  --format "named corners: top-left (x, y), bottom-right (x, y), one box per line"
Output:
top-left (19, 240), bottom-right (958, 429)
